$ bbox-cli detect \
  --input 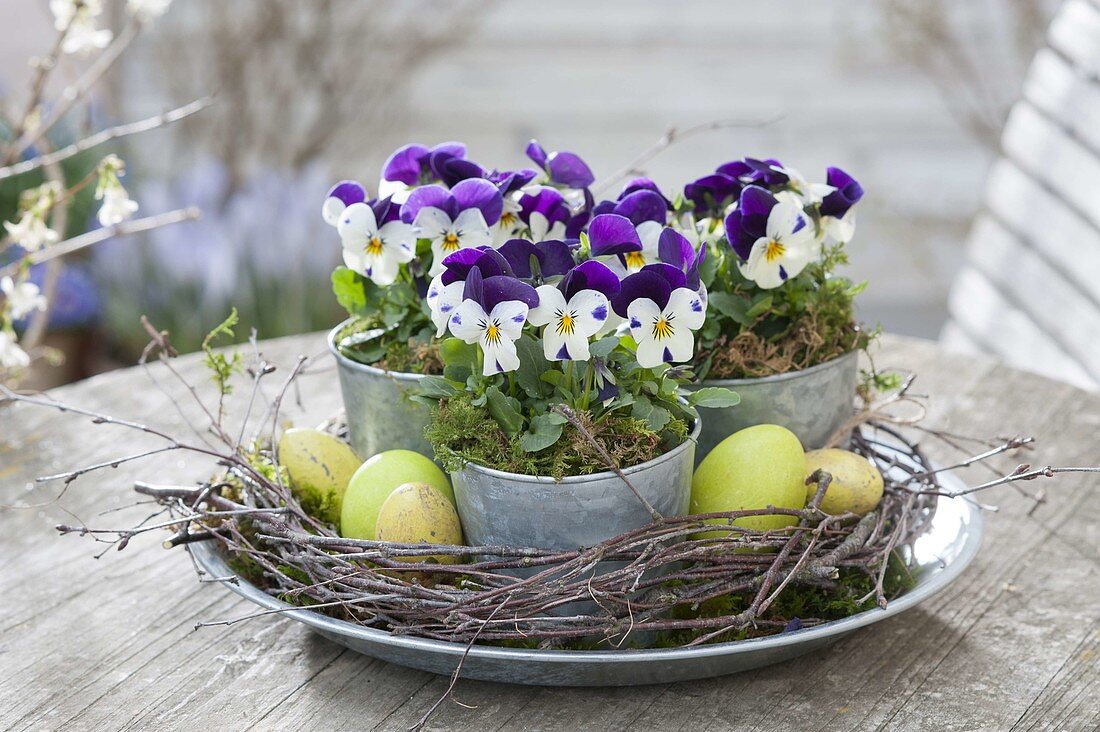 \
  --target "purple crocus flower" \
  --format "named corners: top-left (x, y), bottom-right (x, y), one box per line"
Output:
top-left (401, 179), bottom-right (503, 275)
top-left (526, 139), bottom-right (595, 189)
top-left (321, 180), bottom-right (367, 226)
top-left (449, 267), bottom-right (538, 375)
top-left (519, 186), bottom-right (571, 241)
top-left (612, 265), bottom-right (705, 368)
top-left (382, 141), bottom-right (467, 186)
top-left (528, 259), bottom-right (619, 362)
top-left (723, 185), bottom-right (815, 289)
top-left (497, 238), bottom-right (576, 280)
